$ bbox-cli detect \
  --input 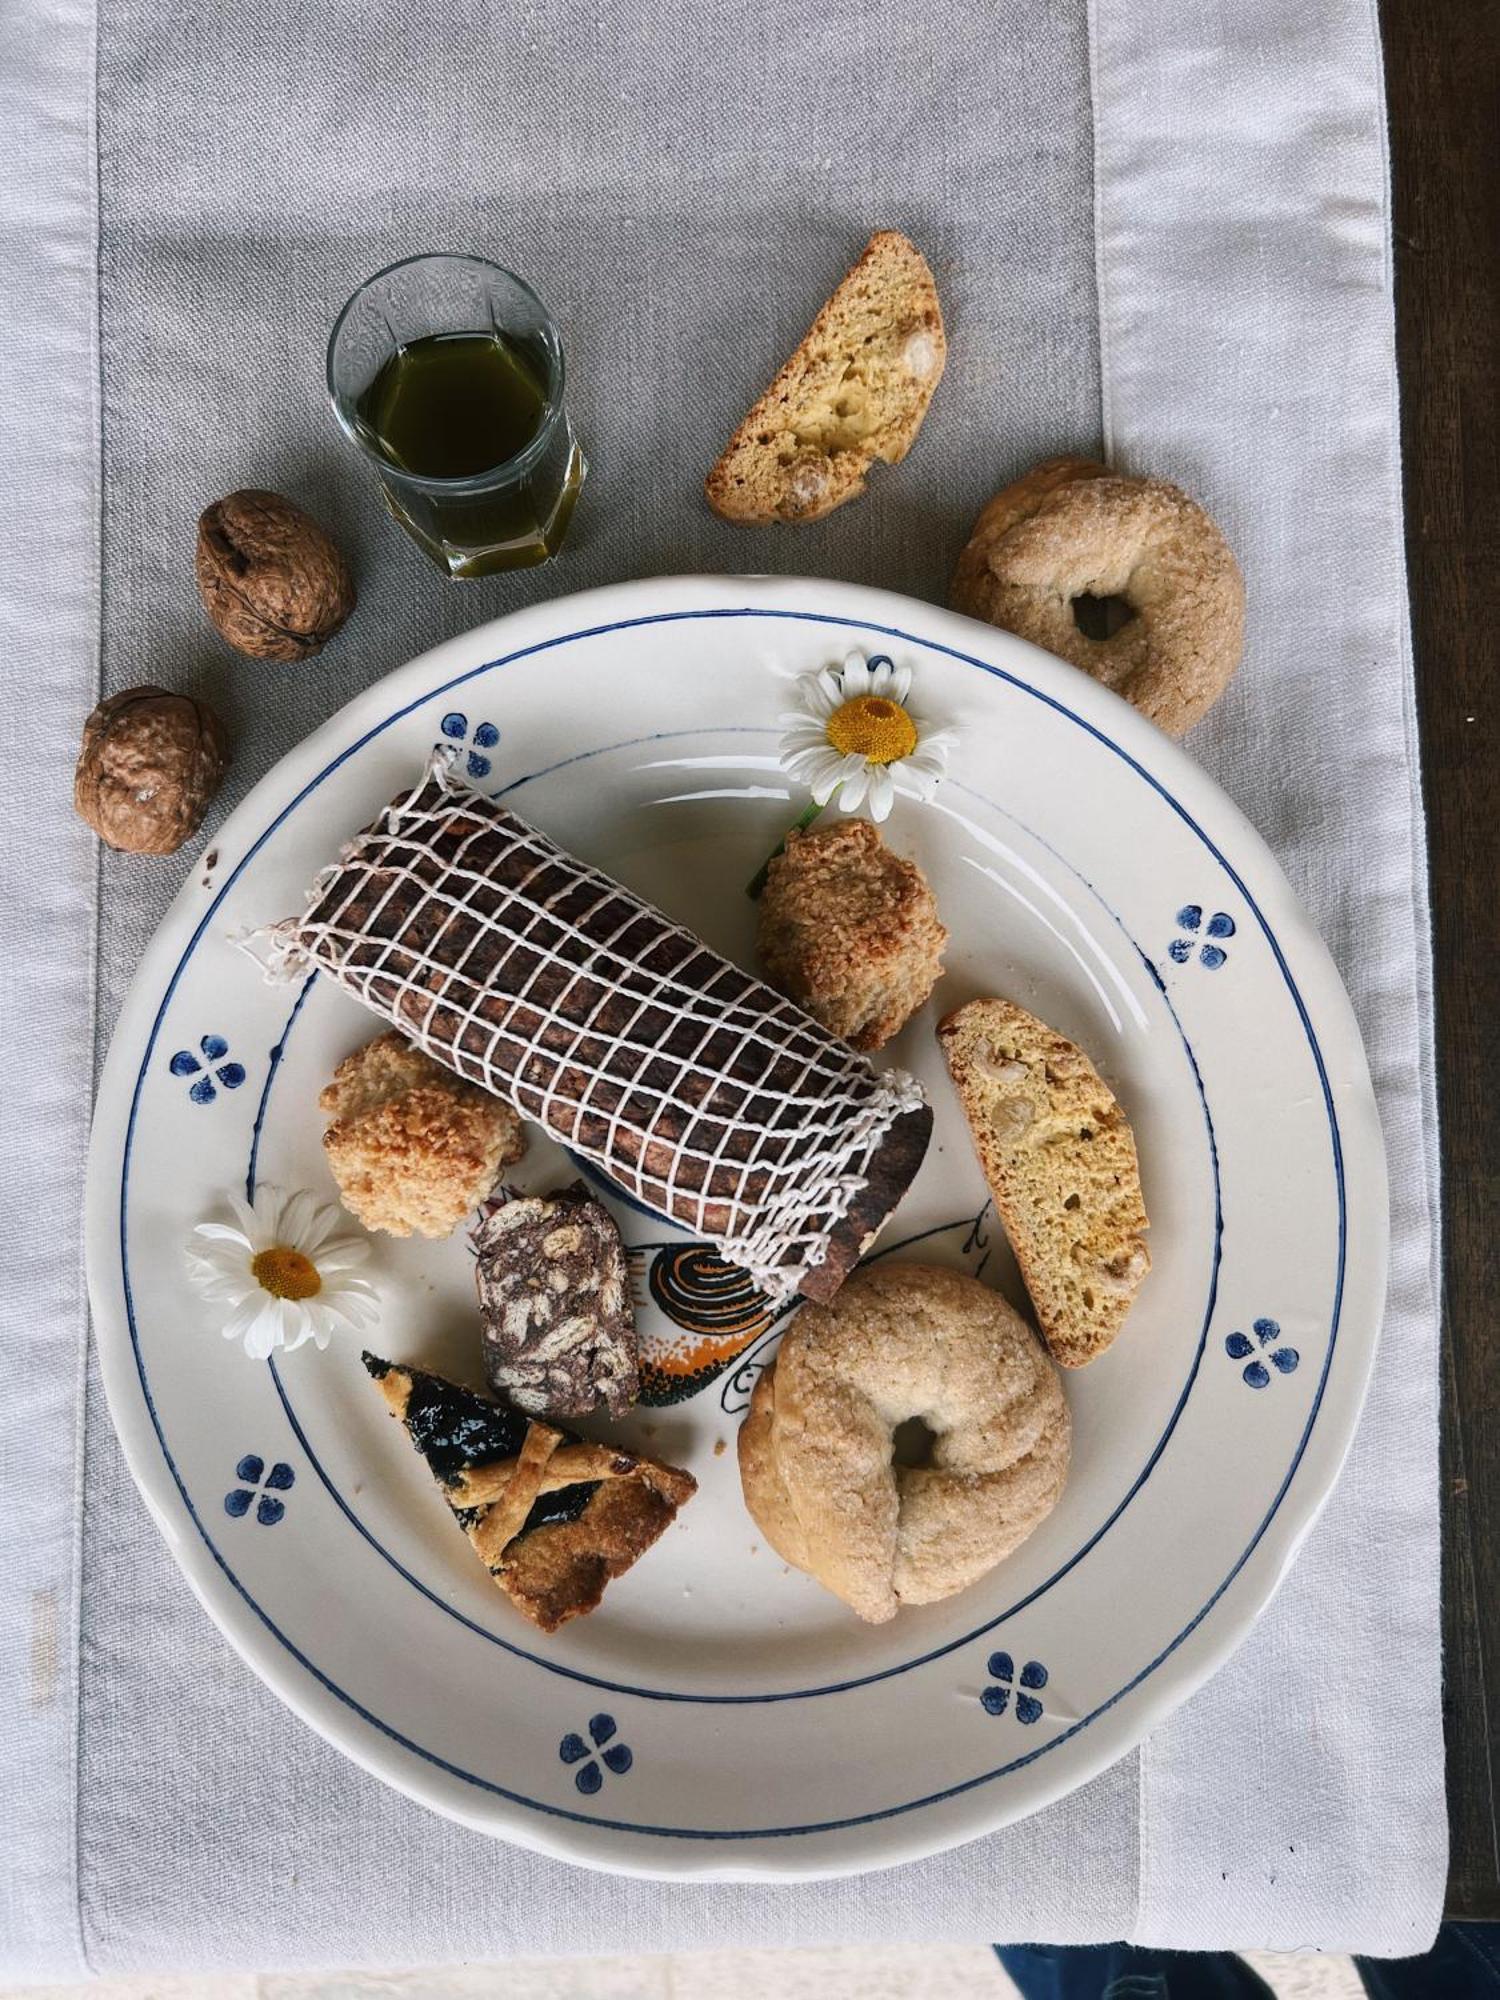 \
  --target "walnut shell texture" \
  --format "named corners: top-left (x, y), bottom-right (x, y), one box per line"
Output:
top-left (74, 686), bottom-right (229, 855)
top-left (196, 489), bottom-right (355, 662)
